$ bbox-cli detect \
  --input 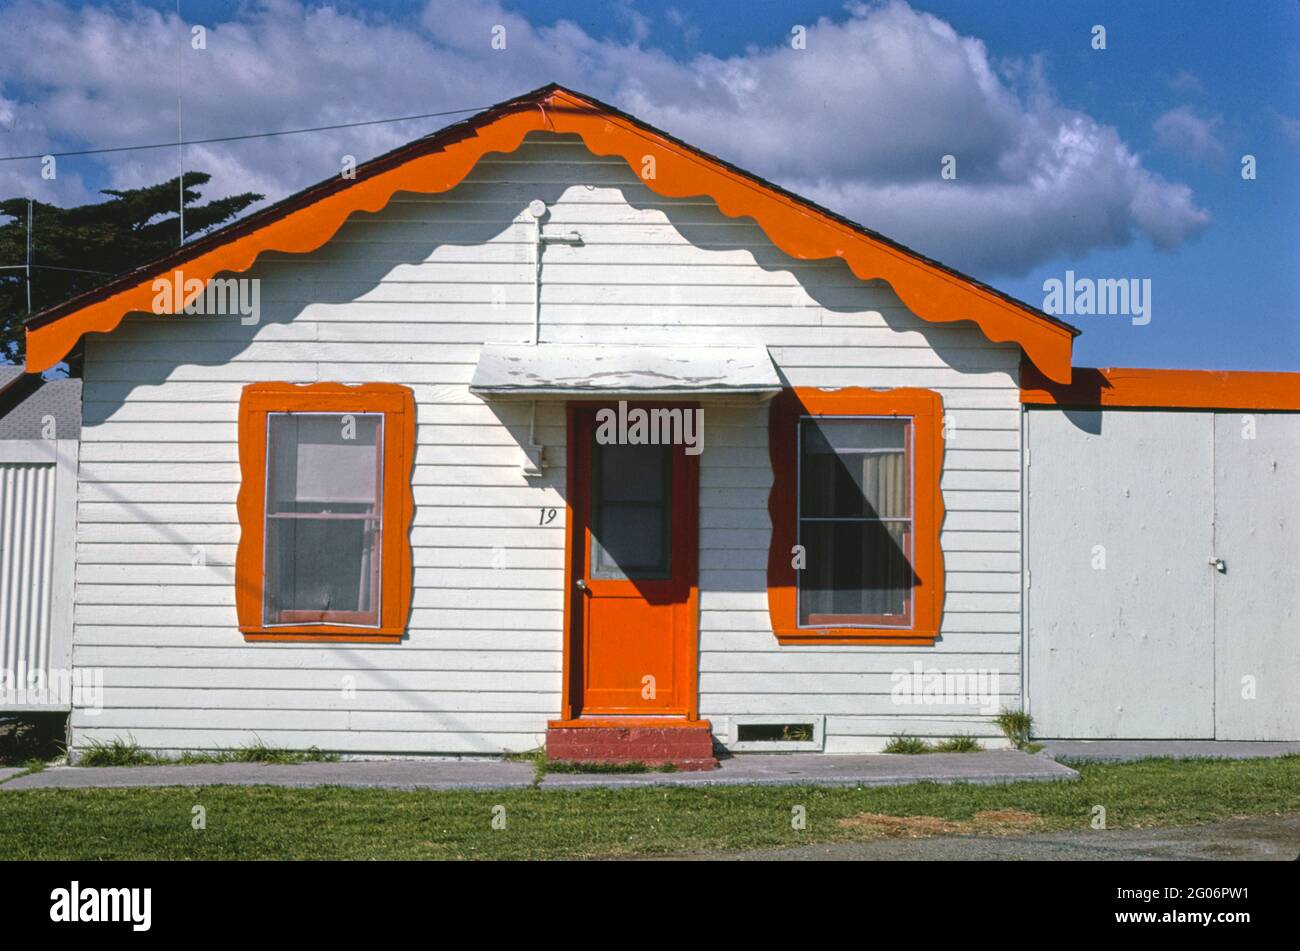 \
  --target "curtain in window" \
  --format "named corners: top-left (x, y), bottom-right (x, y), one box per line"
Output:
top-left (799, 418), bottom-right (913, 624)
